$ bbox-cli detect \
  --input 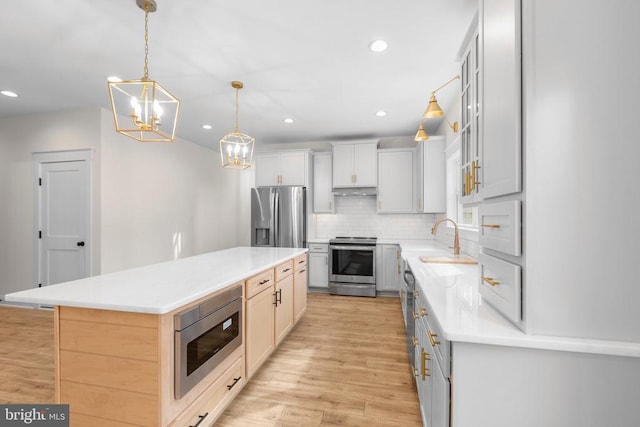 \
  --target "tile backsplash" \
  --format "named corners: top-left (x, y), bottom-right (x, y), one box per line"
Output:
top-left (312, 197), bottom-right (436, 240)
top-left (311, 196), bottom-right (480, 257)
